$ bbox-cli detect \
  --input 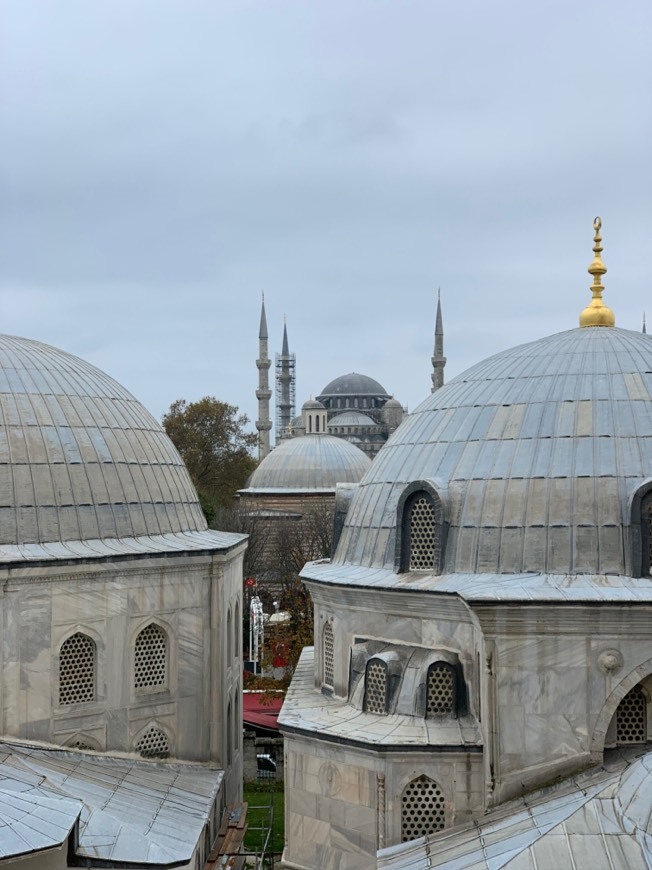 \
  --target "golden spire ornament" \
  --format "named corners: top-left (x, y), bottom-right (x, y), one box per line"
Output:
top-left (579, 216), bottom-right (615, 327)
